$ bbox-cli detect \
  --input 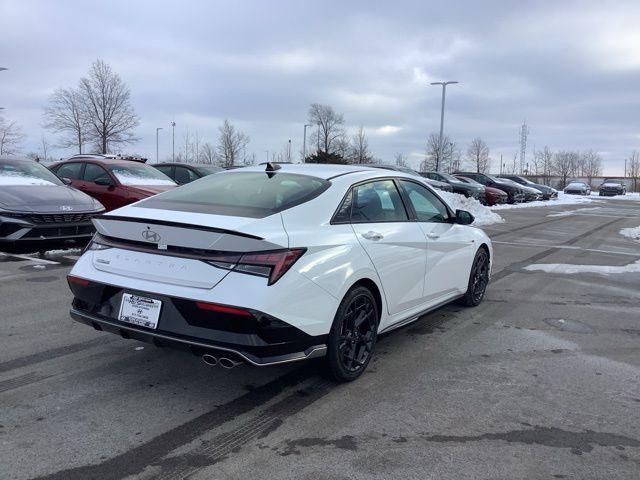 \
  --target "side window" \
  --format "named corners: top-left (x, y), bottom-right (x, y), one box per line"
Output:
top-left (55, 162), bottom-right (83, 180)
top-left (352, 180), bottom-right (408, 223)
top-left (400, 181), bottom-right (450, 223)
top-left (174, 166), bottom-right (199, 184)
top-left (83, 163), bottom-right (111, 184)
top-left (155, 165), bottom-right (174, 179)
top-left (333, 189), bottom-right (353, 223)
